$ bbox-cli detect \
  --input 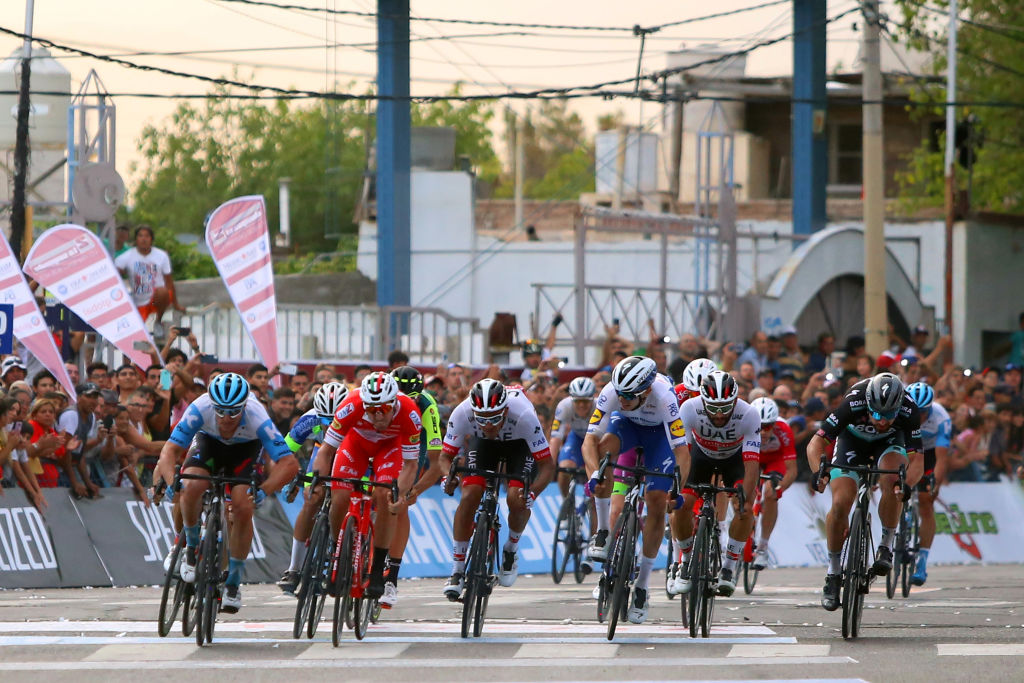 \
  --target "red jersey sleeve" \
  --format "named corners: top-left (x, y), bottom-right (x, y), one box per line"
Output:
top-left (323, 391), bottom-right (362, 448)
top-left (776, 421), bottom-right (797, 460)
